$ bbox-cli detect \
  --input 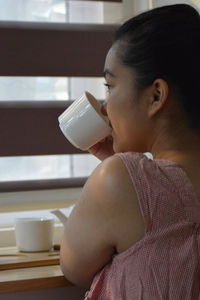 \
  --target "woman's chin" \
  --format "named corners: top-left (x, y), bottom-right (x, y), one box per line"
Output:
top-left (112, 142), bottom-right (118, 153)
top-left (113, 142), bottom-right (136, 154)
top-left (112, 137), bottom-right (129, 153)
top-left (113, 141), bottom-right (123, 153)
